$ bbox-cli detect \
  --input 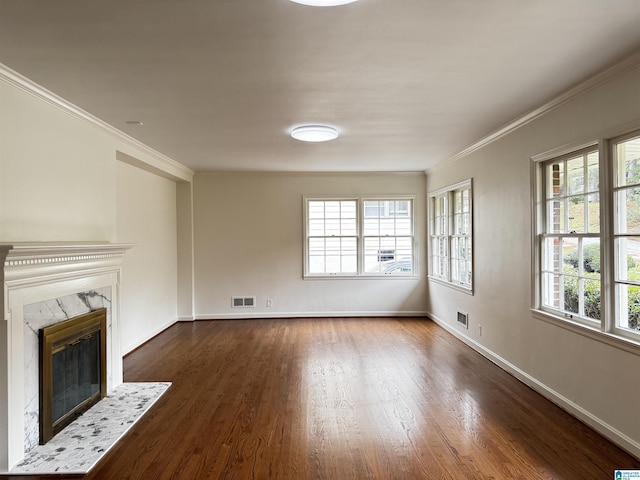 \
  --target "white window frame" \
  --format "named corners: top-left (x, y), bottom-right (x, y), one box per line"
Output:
top-left (532, 128), bottom-right (640, 352)
top-left (303, 196), bottom-right (417, 278)
top-left (427, 179), bottom-right (473, 293)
